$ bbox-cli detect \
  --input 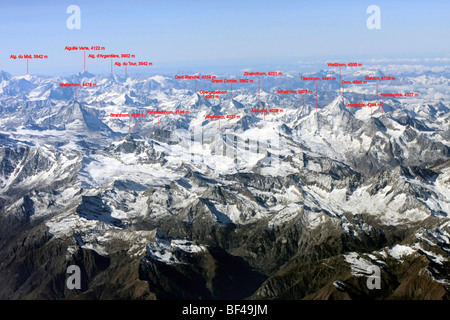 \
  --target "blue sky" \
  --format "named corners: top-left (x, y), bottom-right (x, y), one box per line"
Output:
top-left (1, 0), bottom-right (449, 75)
